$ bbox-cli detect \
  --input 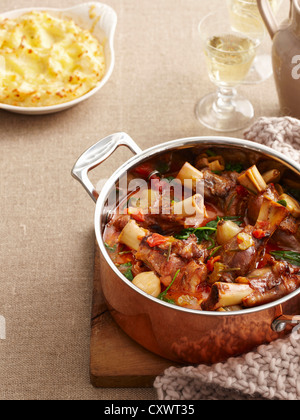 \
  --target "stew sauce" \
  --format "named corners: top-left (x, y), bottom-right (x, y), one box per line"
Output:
top-left (103, 149), bottom-right (300, 312)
